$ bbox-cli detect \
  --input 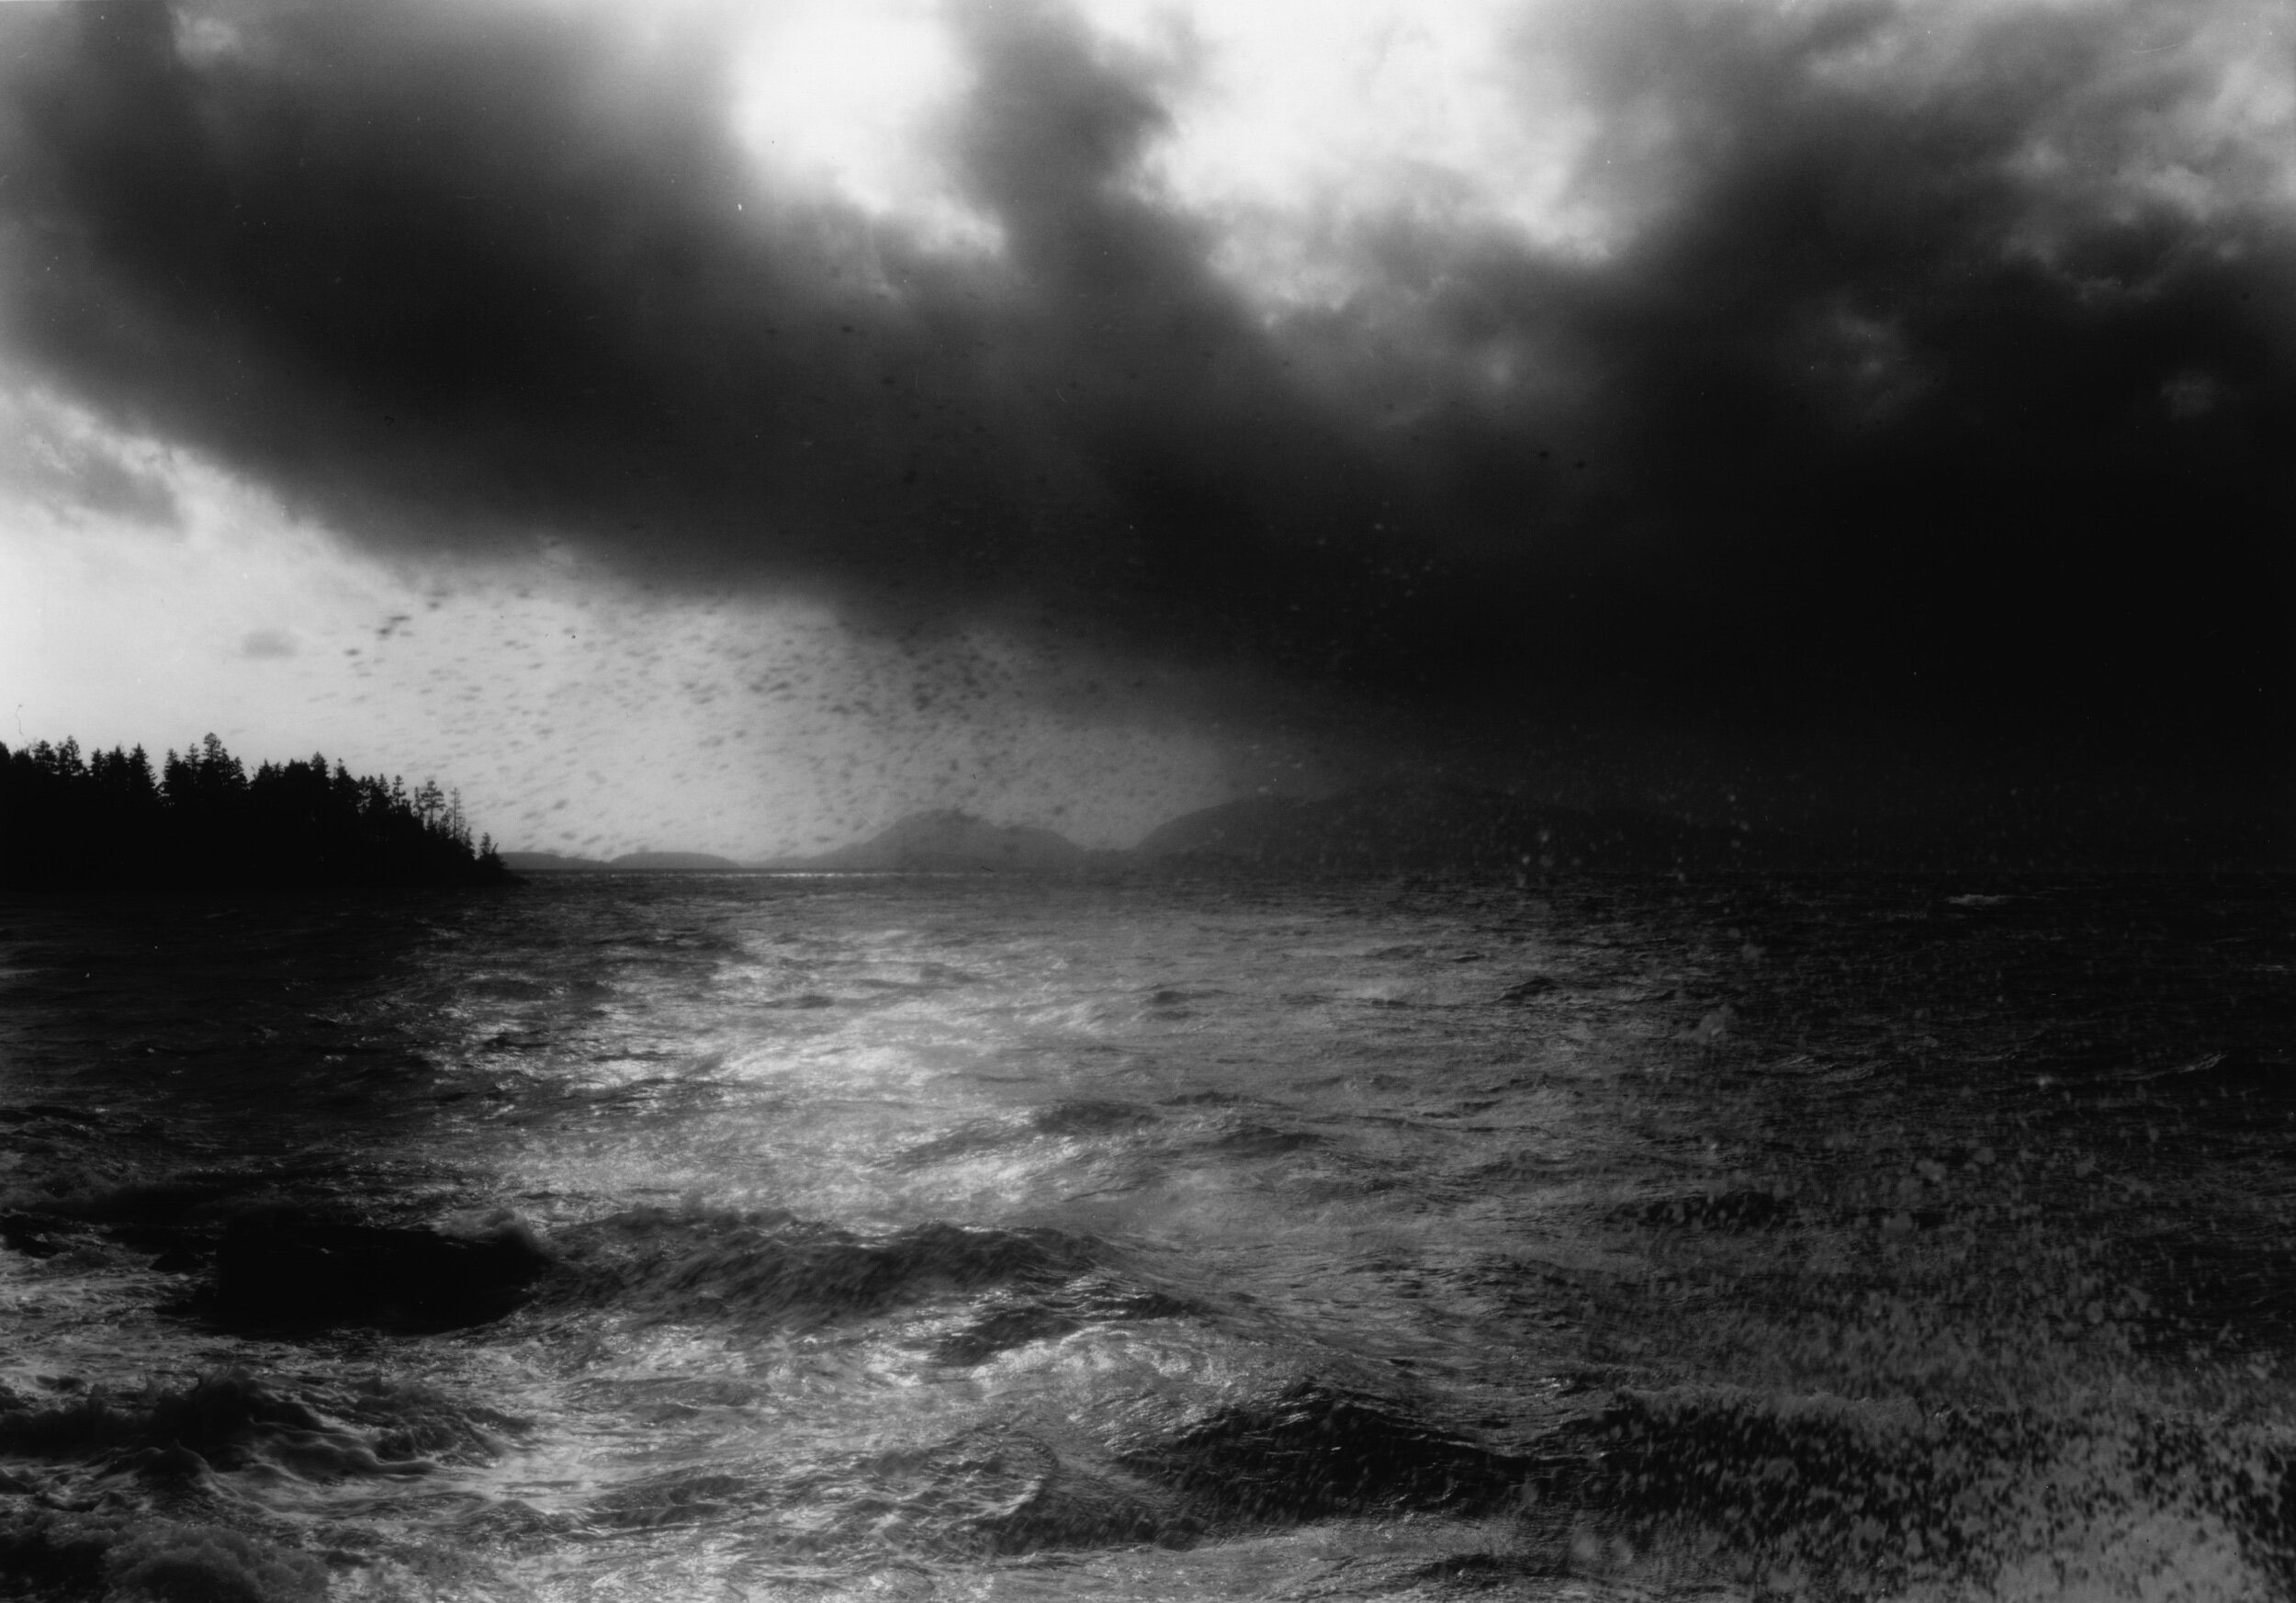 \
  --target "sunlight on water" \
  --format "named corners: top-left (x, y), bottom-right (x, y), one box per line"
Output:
top-left (0, 874), bottom-right (2290, 1598)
